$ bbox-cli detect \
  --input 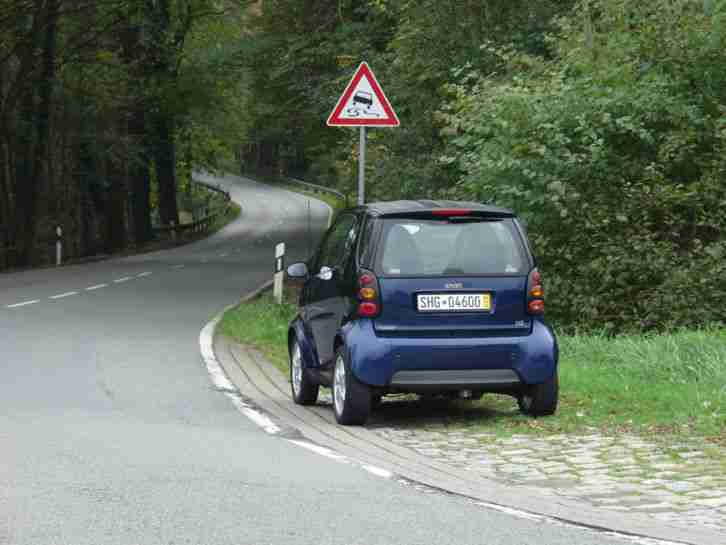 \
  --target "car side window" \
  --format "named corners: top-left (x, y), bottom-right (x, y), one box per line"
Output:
top-left (314, 214), bottom-right (357, 272)
top-left (357, 217), bottom-right (377, 268)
